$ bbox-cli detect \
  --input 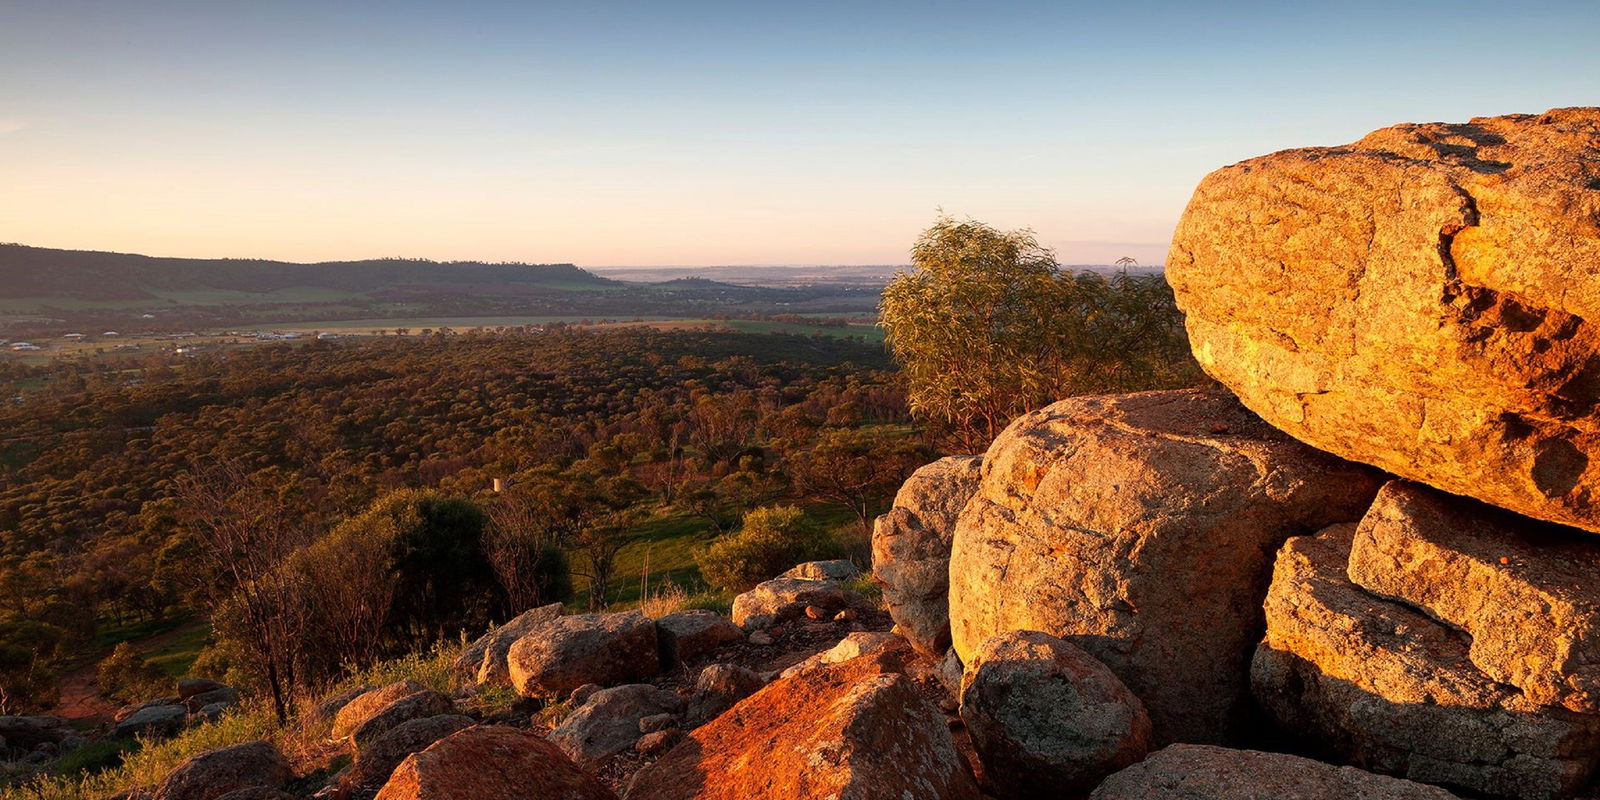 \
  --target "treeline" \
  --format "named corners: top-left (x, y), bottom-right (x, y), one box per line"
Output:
top-left (0, 328), bottom-right (919, 712)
